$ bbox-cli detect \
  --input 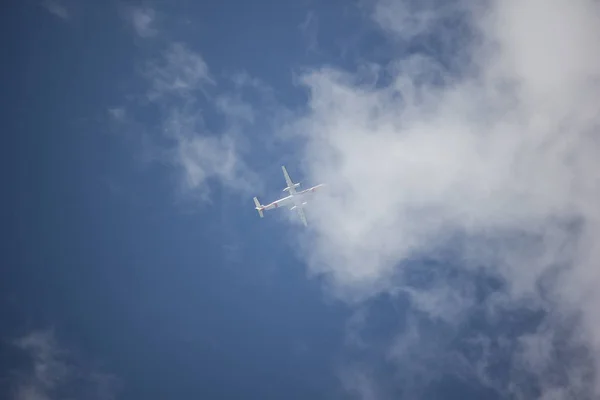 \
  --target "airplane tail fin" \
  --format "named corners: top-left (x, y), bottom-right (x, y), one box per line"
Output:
top-left (253, 197), bottom-right (264, 218)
